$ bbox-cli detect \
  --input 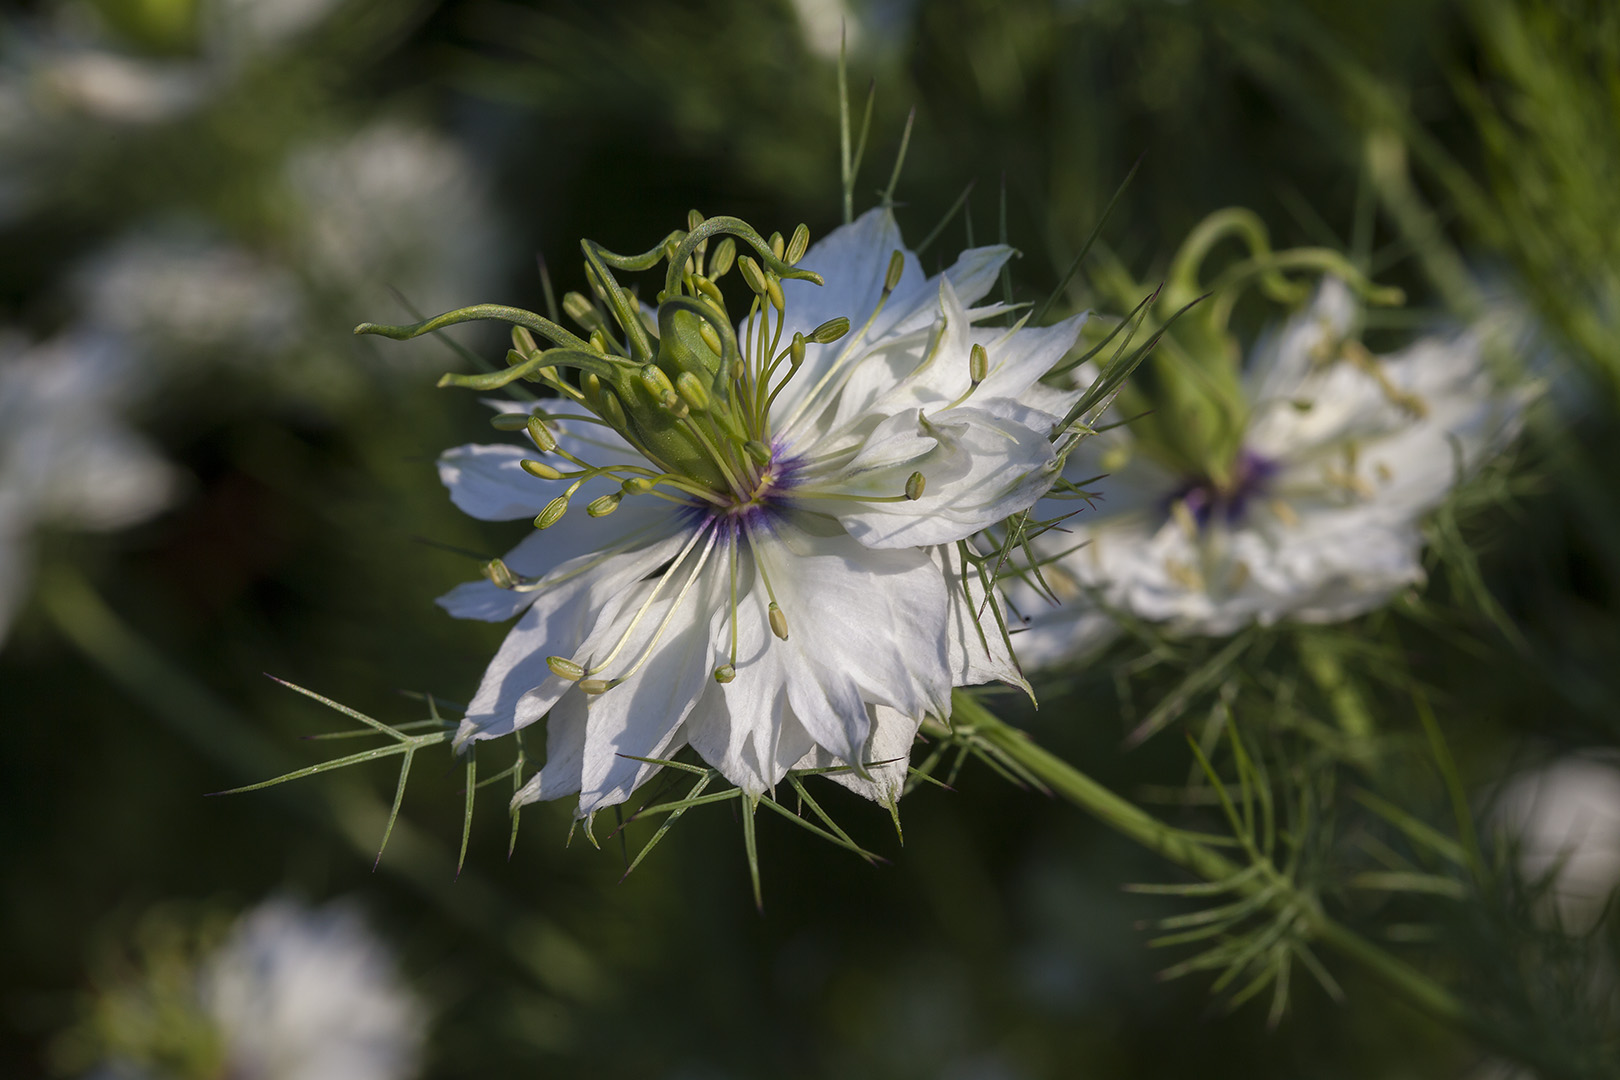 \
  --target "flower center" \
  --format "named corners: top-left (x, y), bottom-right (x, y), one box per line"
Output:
top-left (1168, 448), bottom-right (1278, 528)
